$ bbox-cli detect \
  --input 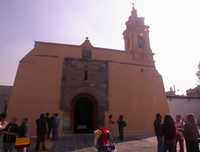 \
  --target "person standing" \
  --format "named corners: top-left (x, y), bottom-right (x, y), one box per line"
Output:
top-left (0, 113), bottom-right (8, 130)
top-left (18, 118), bottom-right (29, 137)
top-left (162, 115), bottom-right (176, 152)
top-left (184, 114), bottom-right (200, 152)
top-left (0, 113), bottom-right (8, 150)
top-left (108, 114), bottom-right (115, 138)
top-left (175, 115), bottom-right (184, 152)
top-left (35, 114), bottom-right (47, 151)
top-left (45, 113), bottom-right (53, 139)
top-left (154, 113), bottom-right (163, 152)
top-left (117, 115), bottom-right (126, 141)
top-left (3, 117), bottom-right (19, 152)
top-left (52, 113), bottom-right (60, 140)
